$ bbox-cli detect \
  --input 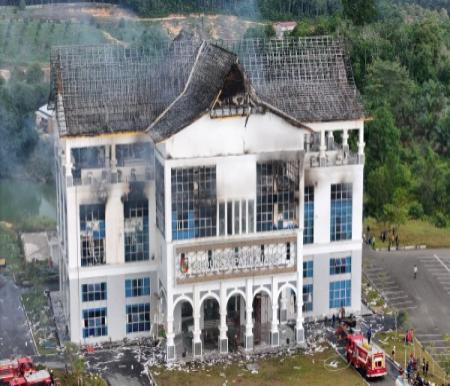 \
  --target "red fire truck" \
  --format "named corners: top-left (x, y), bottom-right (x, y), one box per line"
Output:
top-left (9, 370), bottom-right (52, 386)
top-left (0, 358), bottom-right (33, 383)
top-left (345, 333), bottom-right (387, 378)
top-left (0, 357), bottom-right (52, 386)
